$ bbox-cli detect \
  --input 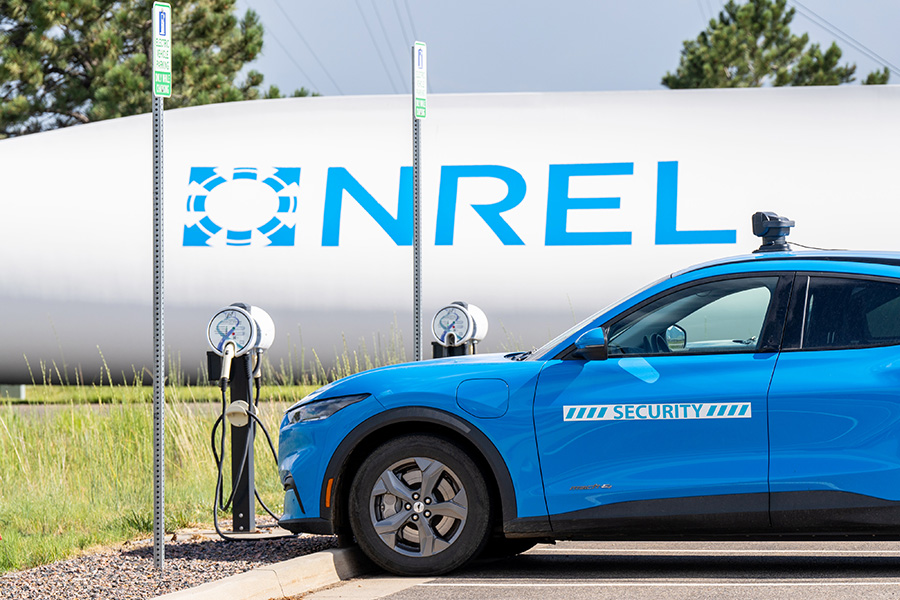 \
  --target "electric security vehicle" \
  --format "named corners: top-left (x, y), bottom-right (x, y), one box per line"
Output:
top-left (278, 213), bottom-right (900, 575)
